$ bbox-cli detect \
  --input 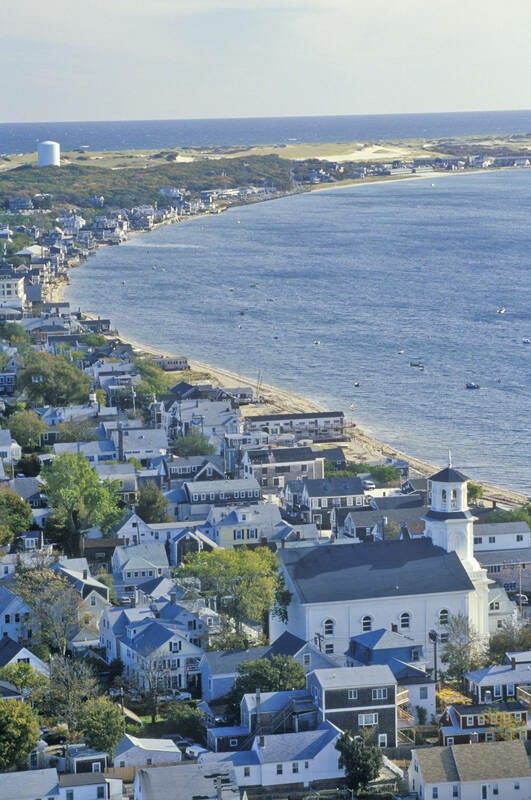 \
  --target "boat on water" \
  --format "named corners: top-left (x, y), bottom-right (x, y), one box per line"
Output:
top-left (496, 307), bottom-right (507, 314)
top-left (523, 338), bottom-right (531, 344)
top-left (353, 382), bottom-right (360, 388)
top-left (410, 360), bottom-right (424, 368)
top-left (313, 340), bottom-right (321, 345)
top-left (466, 382), bottom-right (480, 390)
top-left (398, 349), bottom-right (404, 354)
